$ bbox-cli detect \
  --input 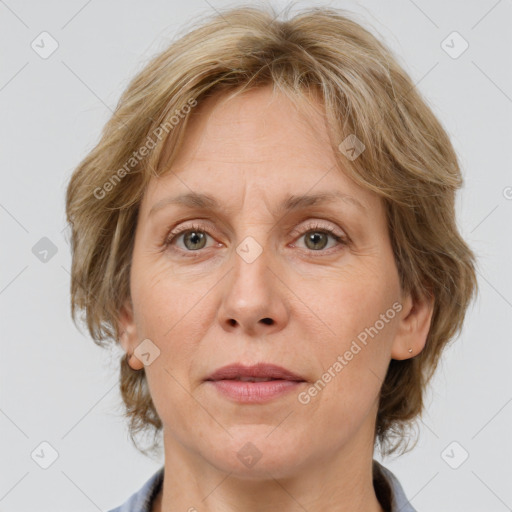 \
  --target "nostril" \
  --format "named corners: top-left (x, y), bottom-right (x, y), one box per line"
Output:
top-left (261, 318), bottom-right (273, 325)
top-left (228, 319), bottom-right (237, 326)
